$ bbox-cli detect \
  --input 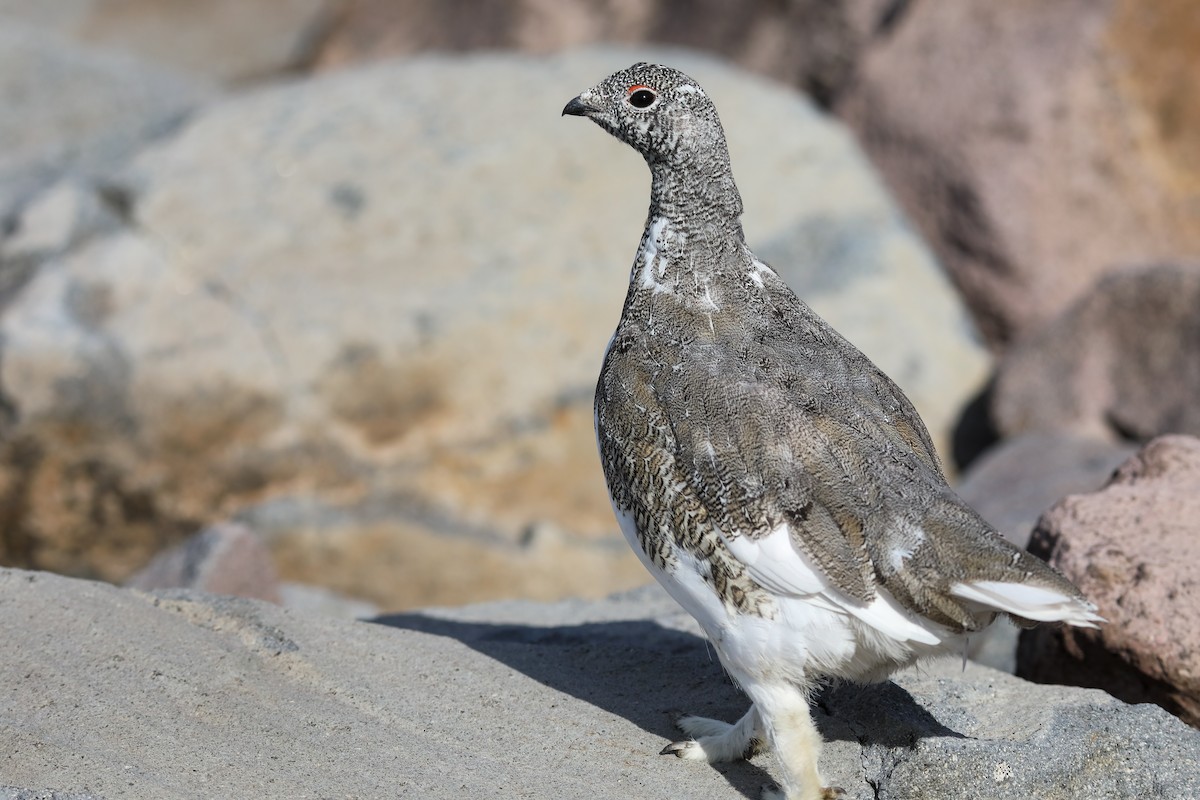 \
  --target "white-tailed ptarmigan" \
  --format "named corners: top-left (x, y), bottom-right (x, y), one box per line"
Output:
top-left (563, 63), bottom-right (1102, 800)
